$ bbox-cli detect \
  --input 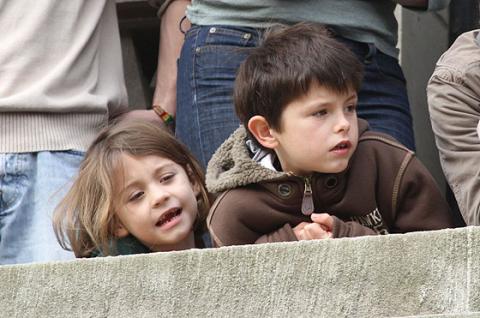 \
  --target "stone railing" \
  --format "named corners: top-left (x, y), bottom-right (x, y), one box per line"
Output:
top-left (2, 227), bottom-right (479, 317)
